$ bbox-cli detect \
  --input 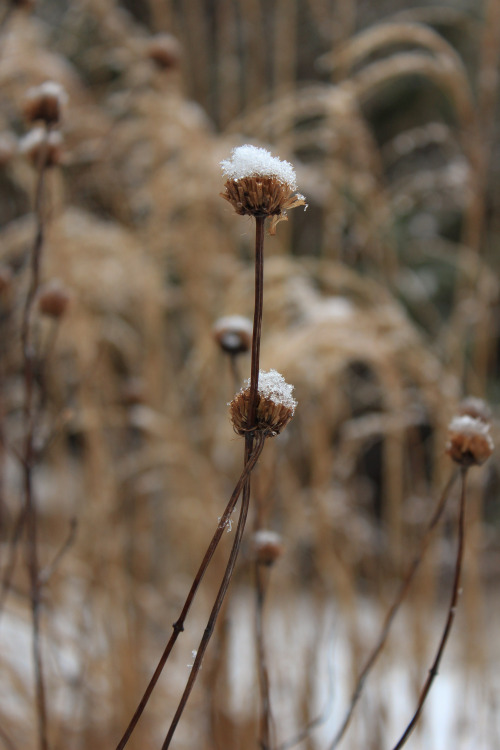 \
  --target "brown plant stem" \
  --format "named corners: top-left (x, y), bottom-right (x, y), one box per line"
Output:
top-left (0, 506), bottom-right (27, 618)
top-left (22, 134), bottom-right (50, 750)
top-left (115, 435), bottom-right (266, 750)
top-left (255, 561), bottom-right (274, 750)
top-left (160, 435), bottom-right (266, 749)
top-left (391, 467), bottom-right (468, 750)
top-left (159, 213), bottom-right (267, 748)
top-left (247, 214), bottom-right (265, 430)
top-left (328, 469), bottom-right (458, 750)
